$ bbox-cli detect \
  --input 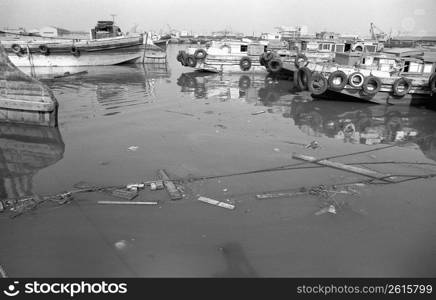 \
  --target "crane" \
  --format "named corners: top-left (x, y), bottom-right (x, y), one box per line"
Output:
top-left (370, 22), bottom-right (389, 42)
